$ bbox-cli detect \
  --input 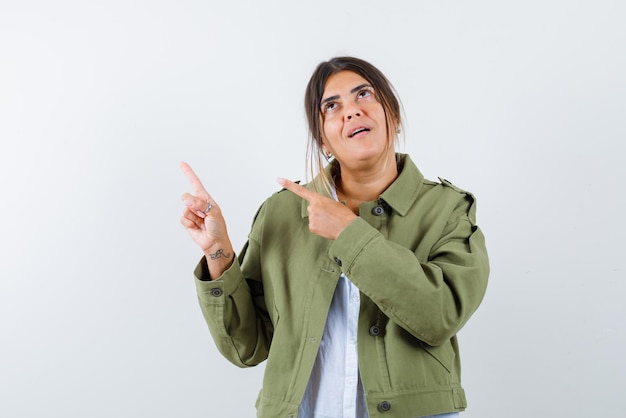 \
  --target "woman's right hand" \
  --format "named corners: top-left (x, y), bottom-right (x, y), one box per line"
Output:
top-left (180, 162), bottom-right (234, 278)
